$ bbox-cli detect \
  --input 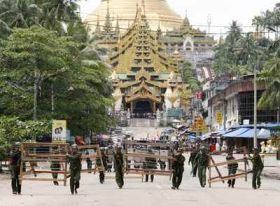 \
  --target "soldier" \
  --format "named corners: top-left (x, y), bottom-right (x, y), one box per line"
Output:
top-left (143, 147), bottom-right (157, 182)
top-left (114, 146), bottom-right (124, 189)
top-left (10, 142), bottom-right (21, 195)
top-left (250, 148), bottom-right (264, 189)
top-left (96, 149), bottom-right (108, 184)
top-left (188, 146), bottom-right (198, 177)
top-left (66, 144), bottom-right (82, 195)
top-left (50, 148), bottom-right (61, 186)
top-left (226, 151), bottom-right (238, 188)
top-left (85, 150), bottom-right (92, 173)
top-left (171, 148), bottom-right (185, 190)
top-left (195, 146), bottom-right (209, 188)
